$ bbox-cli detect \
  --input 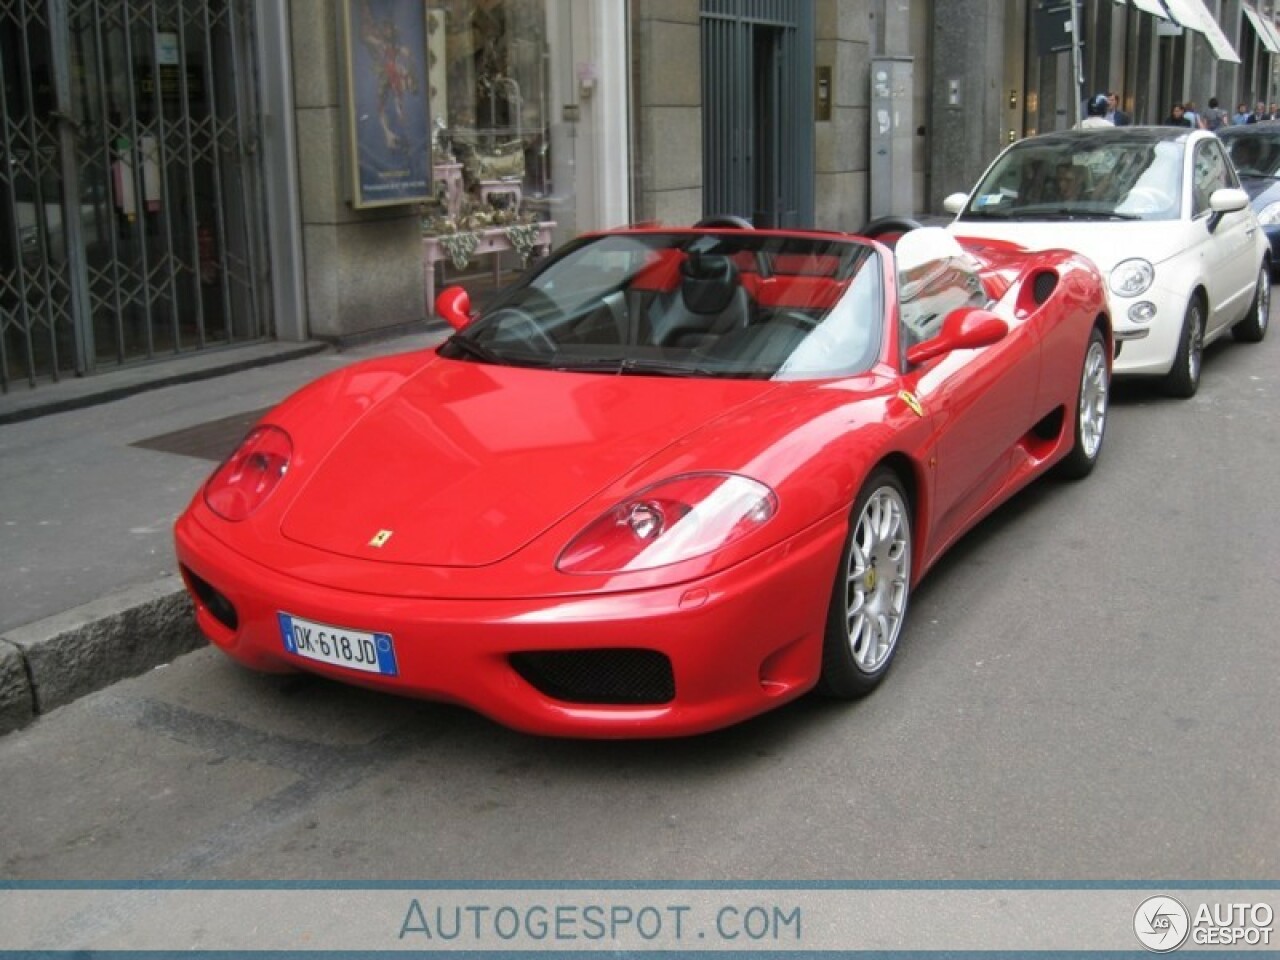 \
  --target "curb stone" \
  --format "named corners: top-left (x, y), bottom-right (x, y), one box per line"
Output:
top-left (0, 639), bottom-right (35, 731)
top-left (0, 575), bottom-right (205, 735)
